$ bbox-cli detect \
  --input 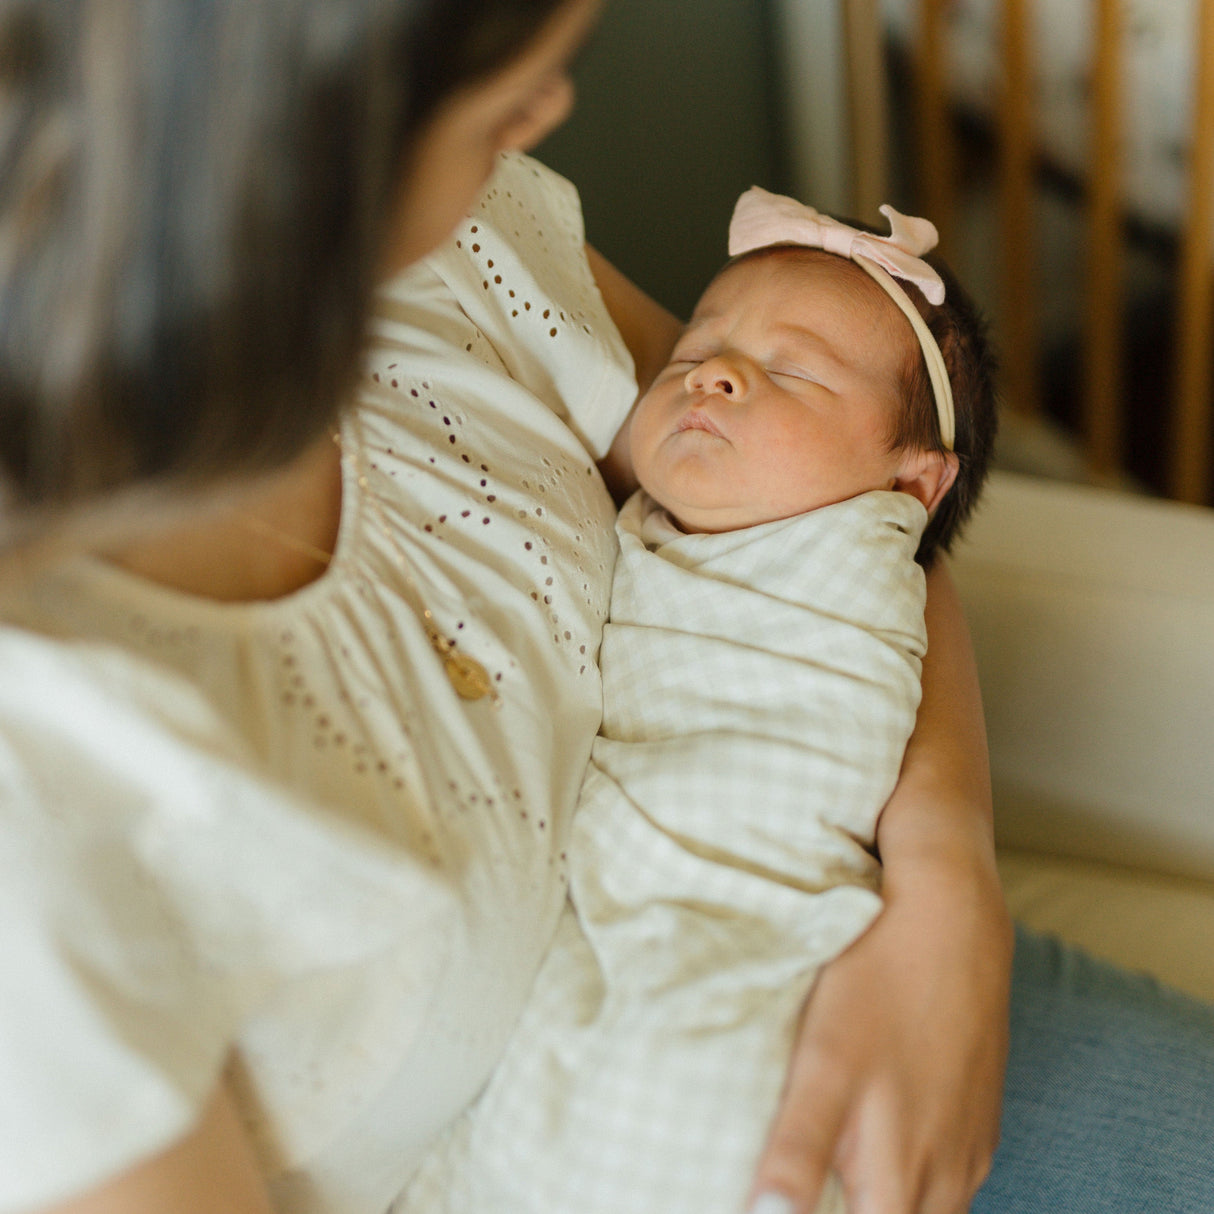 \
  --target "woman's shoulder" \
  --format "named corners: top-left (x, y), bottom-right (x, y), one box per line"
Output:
top-left (0, 628), bottom-right (241, 1204)
top-left (379, 152), bottom-right (593, 330)
top-left (0, 622), bottom-right (455, 909)
top-left (372, 153), bottom-right (636, 460)
top-left (0, 623), bottom-right (455, 959)
top-left (0, 623), bottom-right (459, 1209)
top-left (0, 625), bottom-right (259, 812)
top-left (0, 625), bottom-right (238, 766)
